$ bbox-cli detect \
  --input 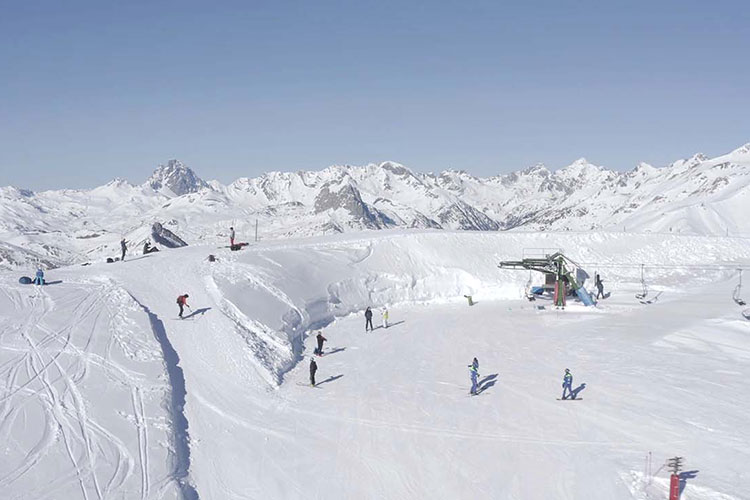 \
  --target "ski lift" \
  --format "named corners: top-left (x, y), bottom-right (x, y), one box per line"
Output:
top-left (524, 271), bottom-right (536, 301)
top-left (733, 269), bottom-right (746, 306)
top-left (636, 264), bottom-right (661, 304)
